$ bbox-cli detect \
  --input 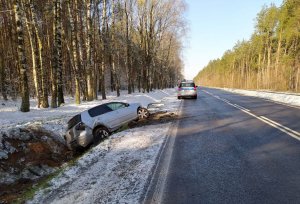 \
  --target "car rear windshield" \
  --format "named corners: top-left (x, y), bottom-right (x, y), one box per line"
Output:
top-left (179, 83), bottom-right (195, 88)
top-left (88, 104), bottom-right (112, 117)
top-left (67, 114), bottom-right (82, 130)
